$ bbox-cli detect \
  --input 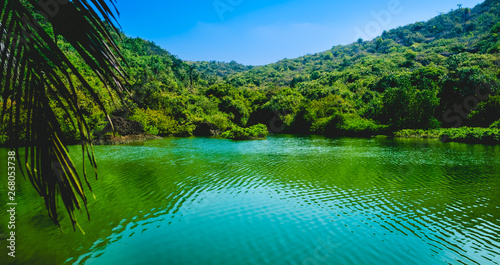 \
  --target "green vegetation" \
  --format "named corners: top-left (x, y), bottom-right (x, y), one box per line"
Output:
top-left (221, 124), bottom-right (269, 140)
top-left (1, 0), bottom-right (127, 229)
top-left (2, 0), bottom-right (500, 148)
top-left (2, 0), bottom-right (500, 230)
top-left (396, 127), bottom-right (500, 144)
top-left (190, 60), bottom-right (254, 80)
